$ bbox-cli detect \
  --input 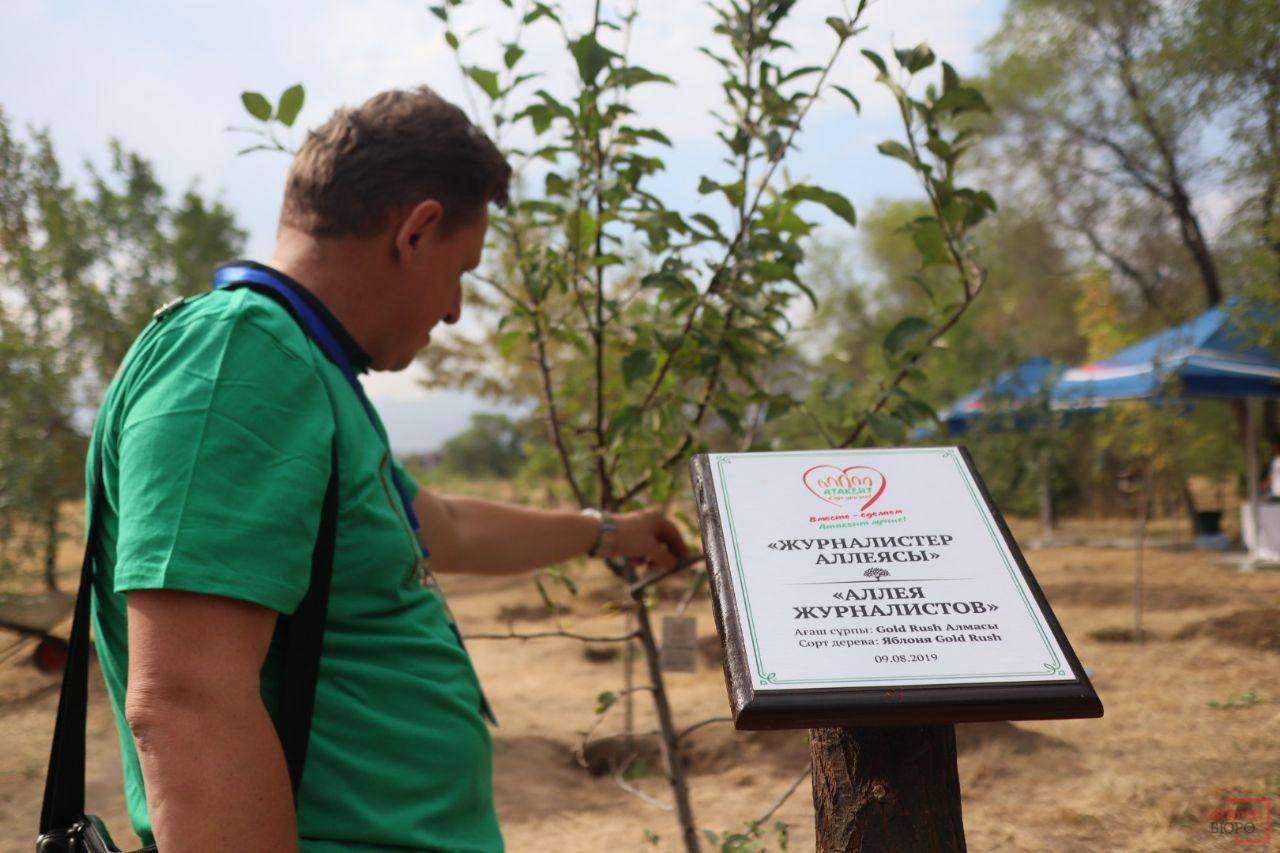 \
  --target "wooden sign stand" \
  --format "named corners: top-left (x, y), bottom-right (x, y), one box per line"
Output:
top-left (810, 725), bottom-right (965, 852)
top-left (689, 448), bottom-right (1101, 852)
